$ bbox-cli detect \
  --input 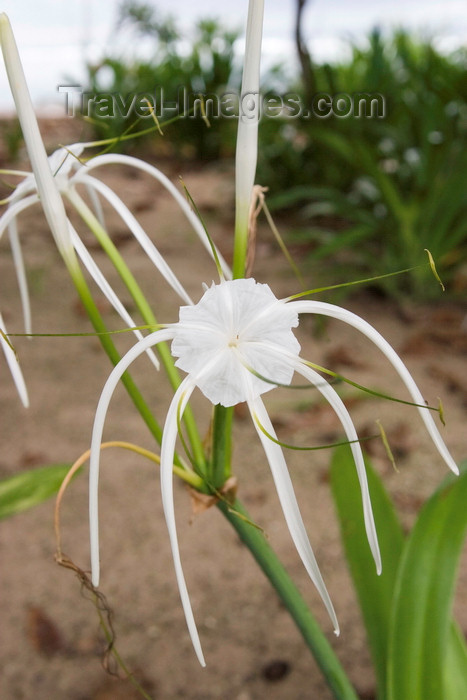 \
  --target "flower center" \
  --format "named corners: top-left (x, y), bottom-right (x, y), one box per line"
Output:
top-left (228, 334), bottom-right (240, 348)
